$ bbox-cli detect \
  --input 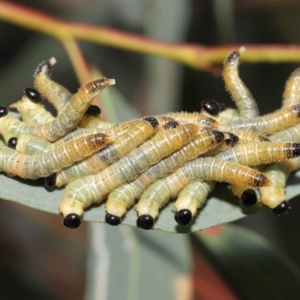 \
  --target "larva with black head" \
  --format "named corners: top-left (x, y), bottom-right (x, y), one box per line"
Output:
top-left (135, 157), bottom-right (270, 229)
top-left (223, 47), bottom-right (259, 118)
top-left (201, 99), bottom-right (226, 116)
top-left (173, 181), bottom-right (216, 226)
top-left (59, 123), bottom-right (200, 228)
top-left (105, 129), bottom-right (225, 225)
